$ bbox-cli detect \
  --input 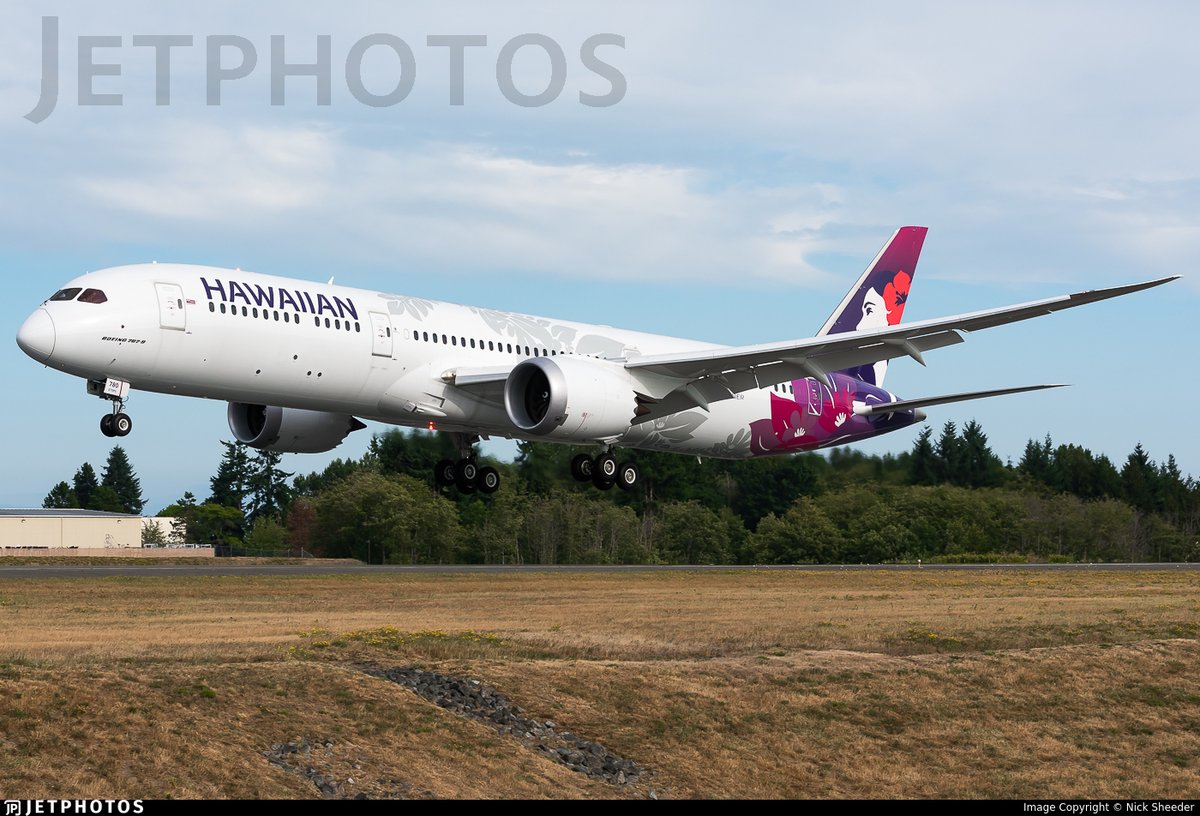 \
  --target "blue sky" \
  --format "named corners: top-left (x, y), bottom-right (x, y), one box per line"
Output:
top-left (3, 1), bottom-right (1198, 512)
